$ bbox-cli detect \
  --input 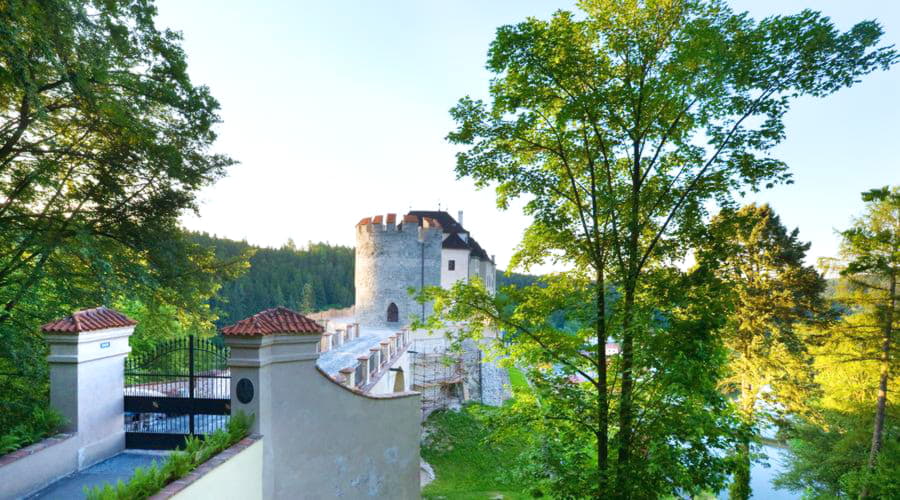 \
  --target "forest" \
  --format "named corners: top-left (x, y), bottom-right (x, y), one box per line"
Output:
top-left (189, 232), bottom-right (540, 327)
